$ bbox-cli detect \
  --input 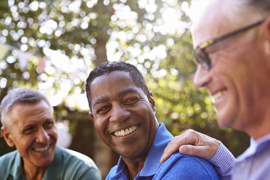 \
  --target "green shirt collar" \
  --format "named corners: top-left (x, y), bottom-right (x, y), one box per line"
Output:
top-left (10, 146), bottom-right (62, 180)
